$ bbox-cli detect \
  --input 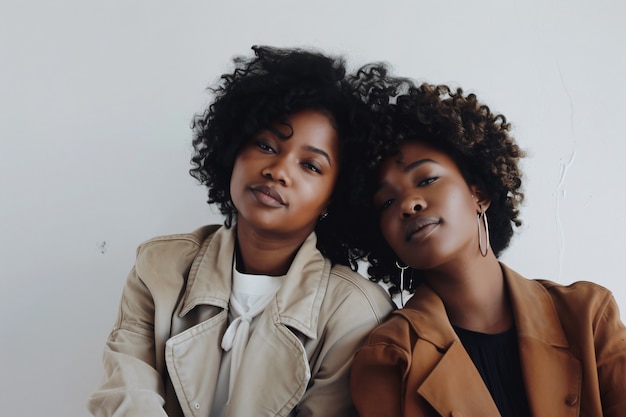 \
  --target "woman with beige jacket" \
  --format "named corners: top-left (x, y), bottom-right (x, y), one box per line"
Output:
top-left (88, 46), bottom-right (394, 417)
